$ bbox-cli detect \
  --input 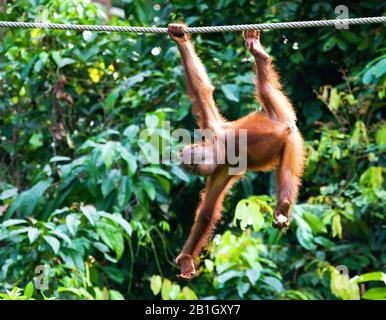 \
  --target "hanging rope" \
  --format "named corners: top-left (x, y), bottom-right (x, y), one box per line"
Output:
top-left (0, 17), bottom-right (385, 33)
